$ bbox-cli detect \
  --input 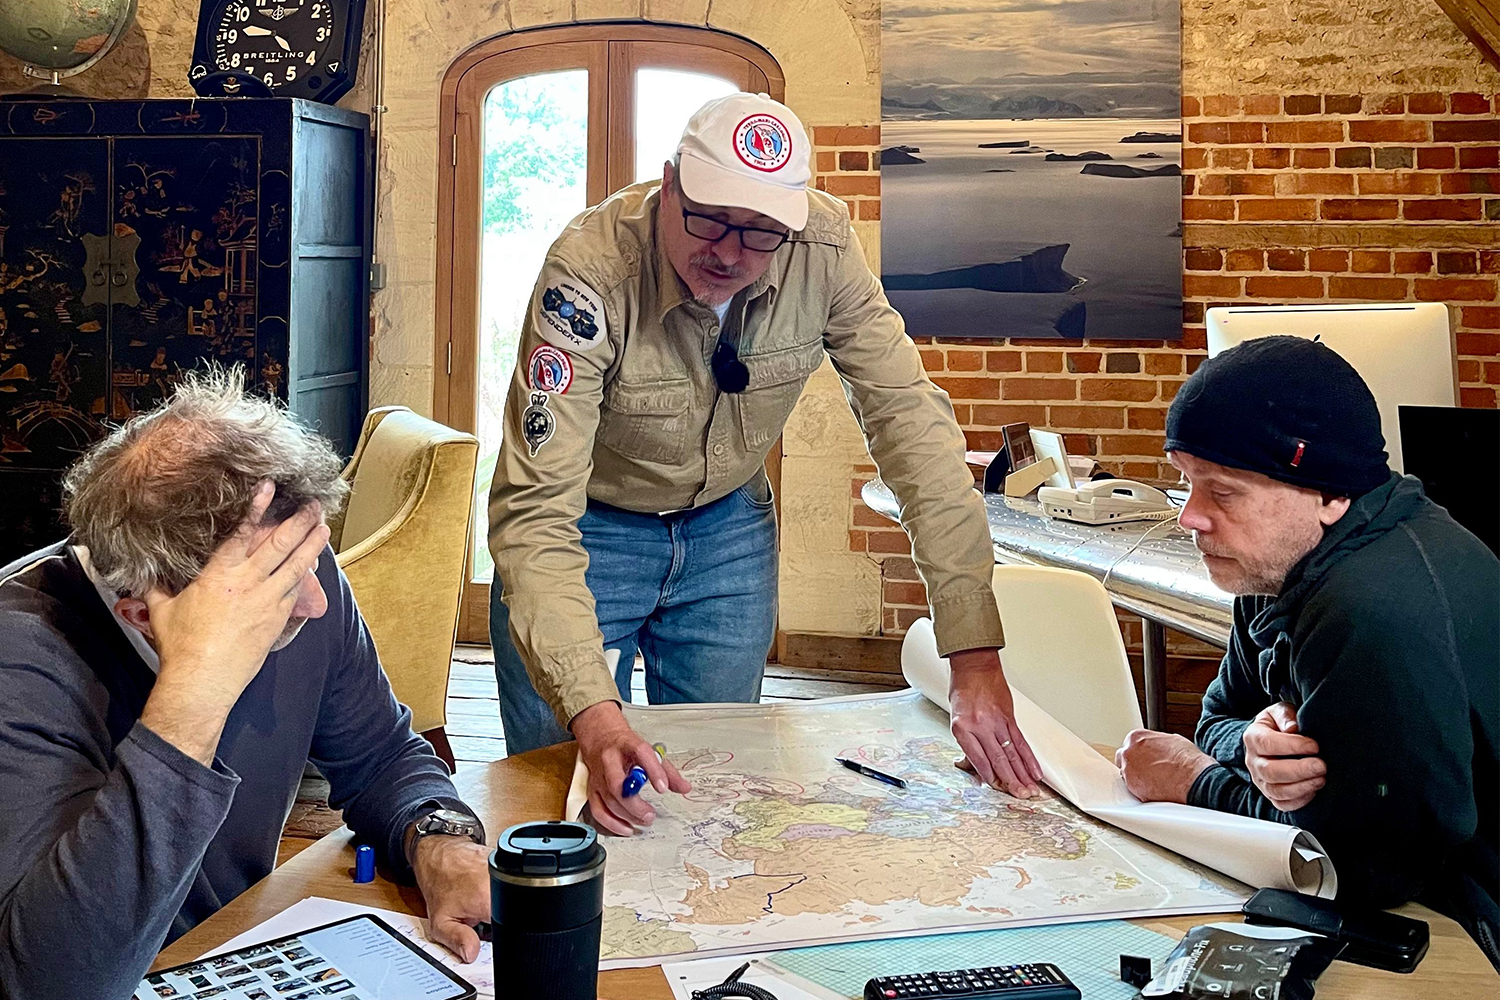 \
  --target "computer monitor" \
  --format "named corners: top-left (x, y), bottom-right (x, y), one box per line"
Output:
top-left (1399, 405), bottom-right (1500, 557)
top-left (1206, 303), bottom-right (1457, 473)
